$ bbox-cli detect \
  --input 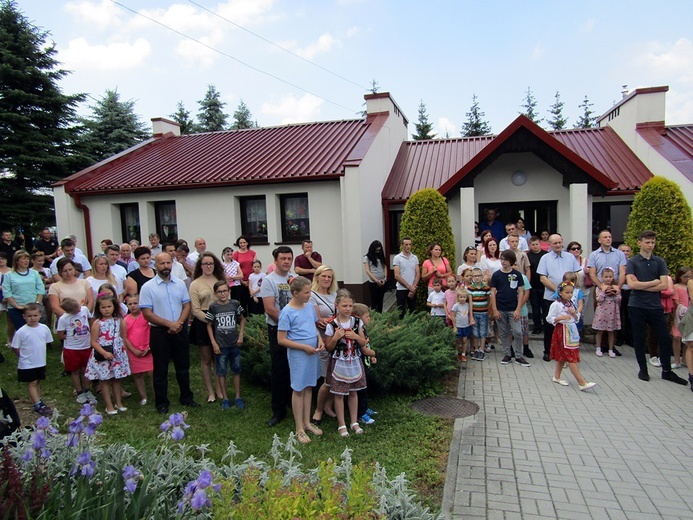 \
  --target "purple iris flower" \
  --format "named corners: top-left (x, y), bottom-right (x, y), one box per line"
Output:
top-left (190, 489), bottom-right (209, 510)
